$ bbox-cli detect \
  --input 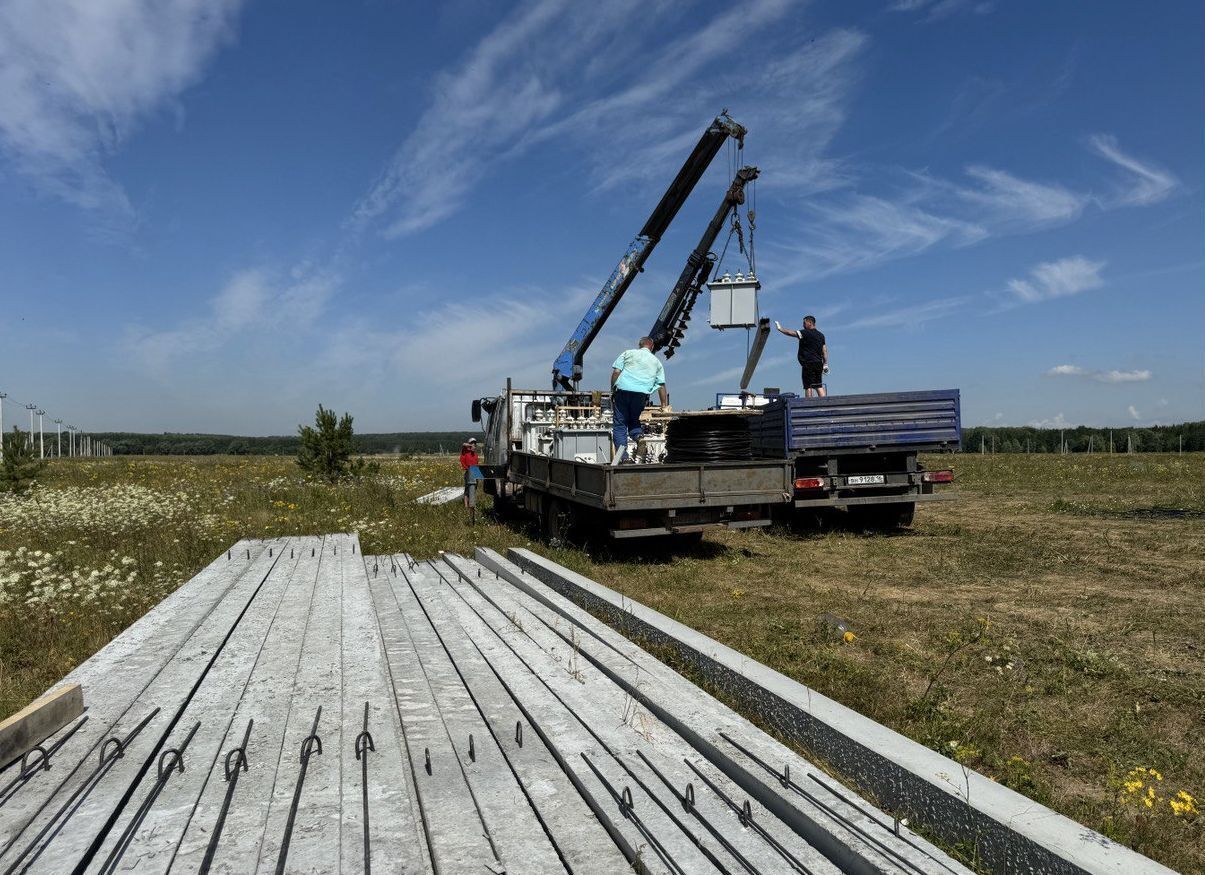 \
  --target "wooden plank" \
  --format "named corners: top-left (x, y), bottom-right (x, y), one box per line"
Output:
top-left (0, 684), bottom-right (83, 771)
